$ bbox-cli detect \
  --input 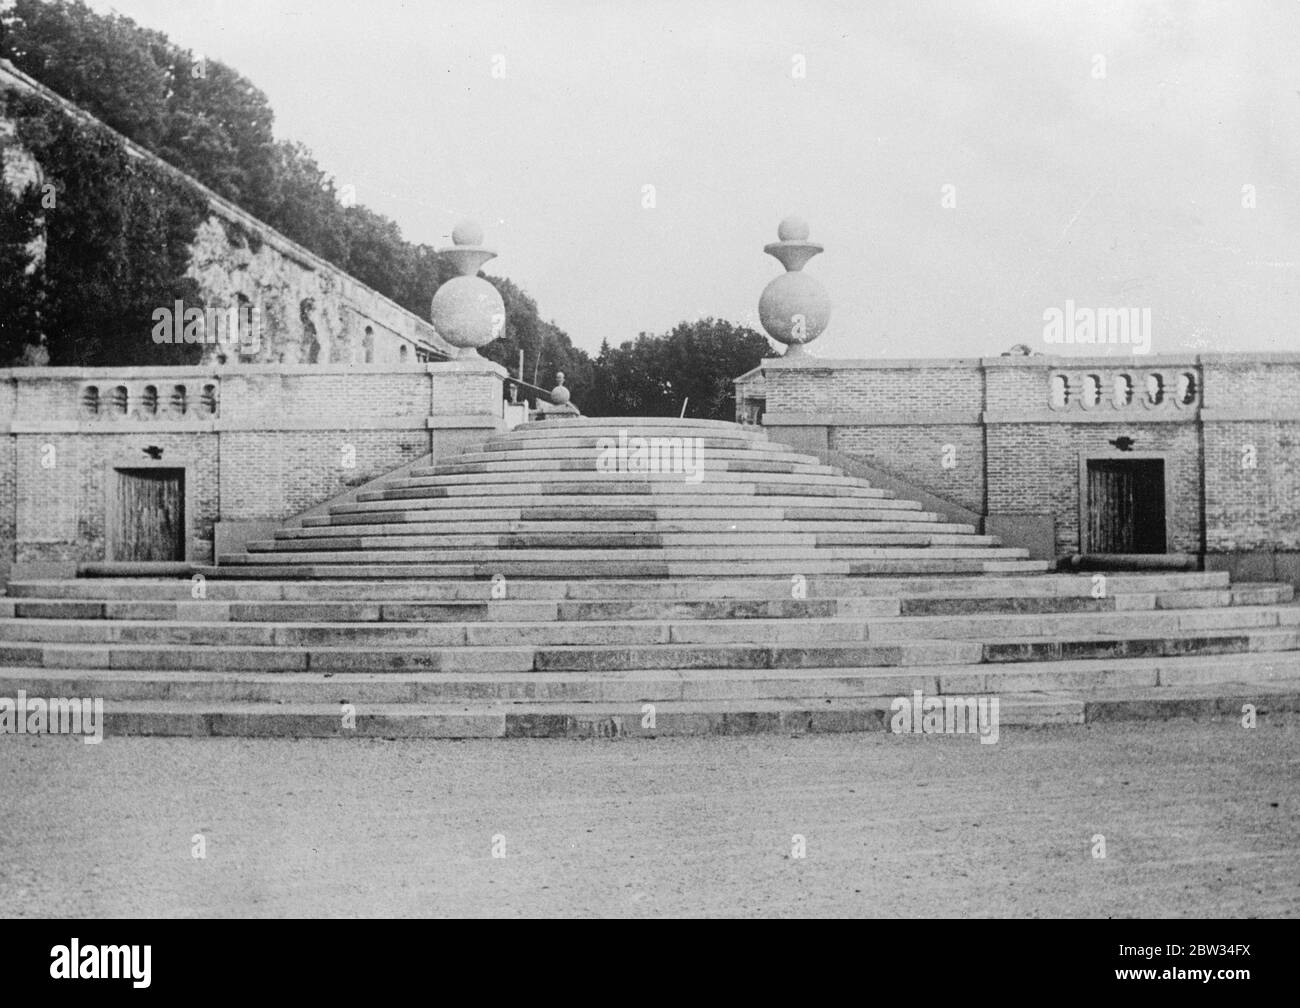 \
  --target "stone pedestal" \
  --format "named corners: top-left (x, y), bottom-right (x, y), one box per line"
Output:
top-left (531, 371), bottom-right (582, 420)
